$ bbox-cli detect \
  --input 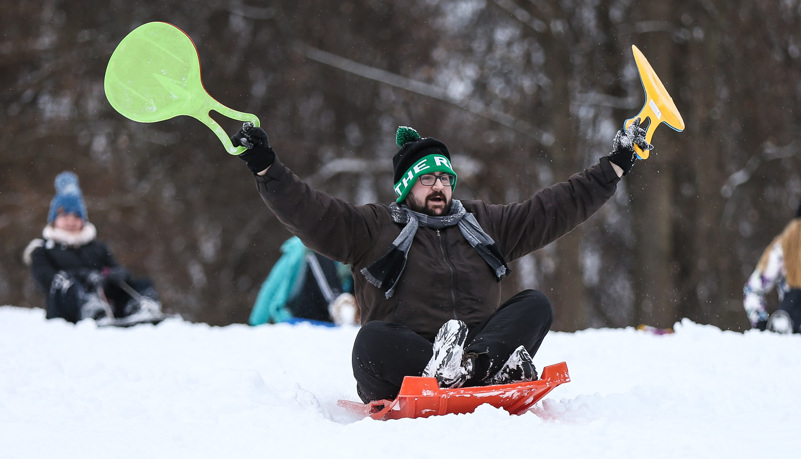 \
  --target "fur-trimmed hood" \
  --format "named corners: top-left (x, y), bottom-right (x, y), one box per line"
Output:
top-left (23, 222), bottom-right (97, 266)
